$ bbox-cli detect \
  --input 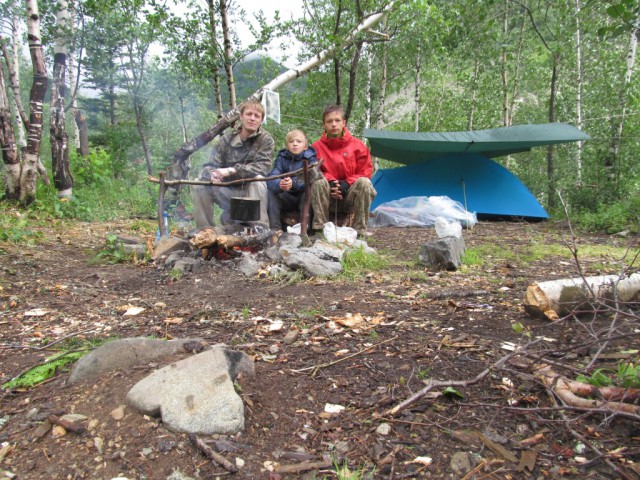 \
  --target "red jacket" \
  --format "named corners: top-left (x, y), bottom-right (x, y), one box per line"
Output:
top-left (312, 128), bottom-right (373, 186)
